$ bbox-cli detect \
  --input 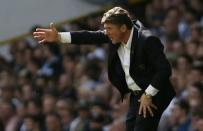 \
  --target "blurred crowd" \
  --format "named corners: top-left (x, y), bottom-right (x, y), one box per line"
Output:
top-left (0, 0), bottom-right (202, 131)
